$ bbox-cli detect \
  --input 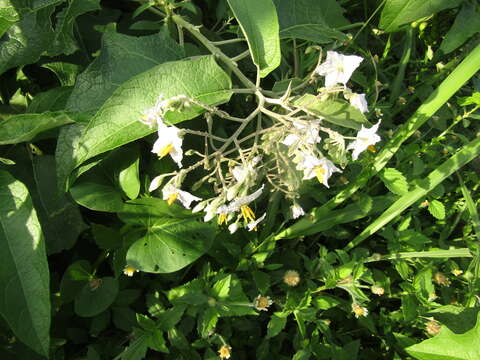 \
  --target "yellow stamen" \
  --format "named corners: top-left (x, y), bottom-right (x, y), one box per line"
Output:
top-left (315, 166), bottom-right (325, 184)
top-left (241, 204), bottom-right (255, 222)
top-left (158, 143), bottom-right (174, 158)
top-left (217, 213), bottom-right (227, 225)
top-left (167, 193), bottom-right (178, 206)
top-left (367, 145), bottom-right (376, 153)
